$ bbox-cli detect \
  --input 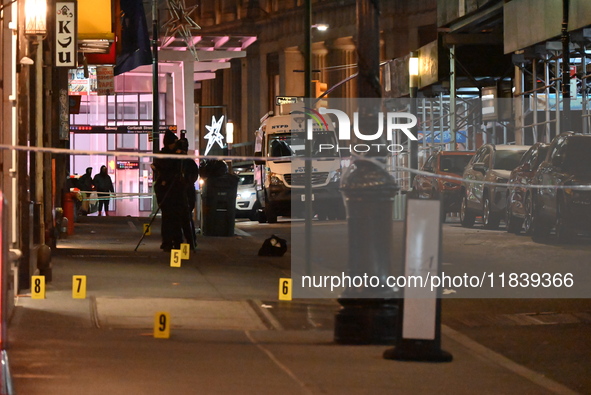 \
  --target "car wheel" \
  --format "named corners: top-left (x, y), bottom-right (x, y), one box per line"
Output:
top-left (248, 209), bottom-right (259, 222)
top-left (265, 203), bottom-right (278, 224)
top-left (555, 197), bottom-right (574, 243)
top-left (460, 194), bottom-right (475, 228)
top-left (249, 202), bottom-right (260, 221)
top-left (505, 195), bottom-right (523, 234)
top-left (327, 202), bottom-right (346, 220)
top-left (523, 193), bottom-right (534, 235)
top-left (482, 195), bottom-right (500, 230)
top-left (257, 208), bottom-right (267, 224)
top-left (526, 193), bottom-right (550, 238)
